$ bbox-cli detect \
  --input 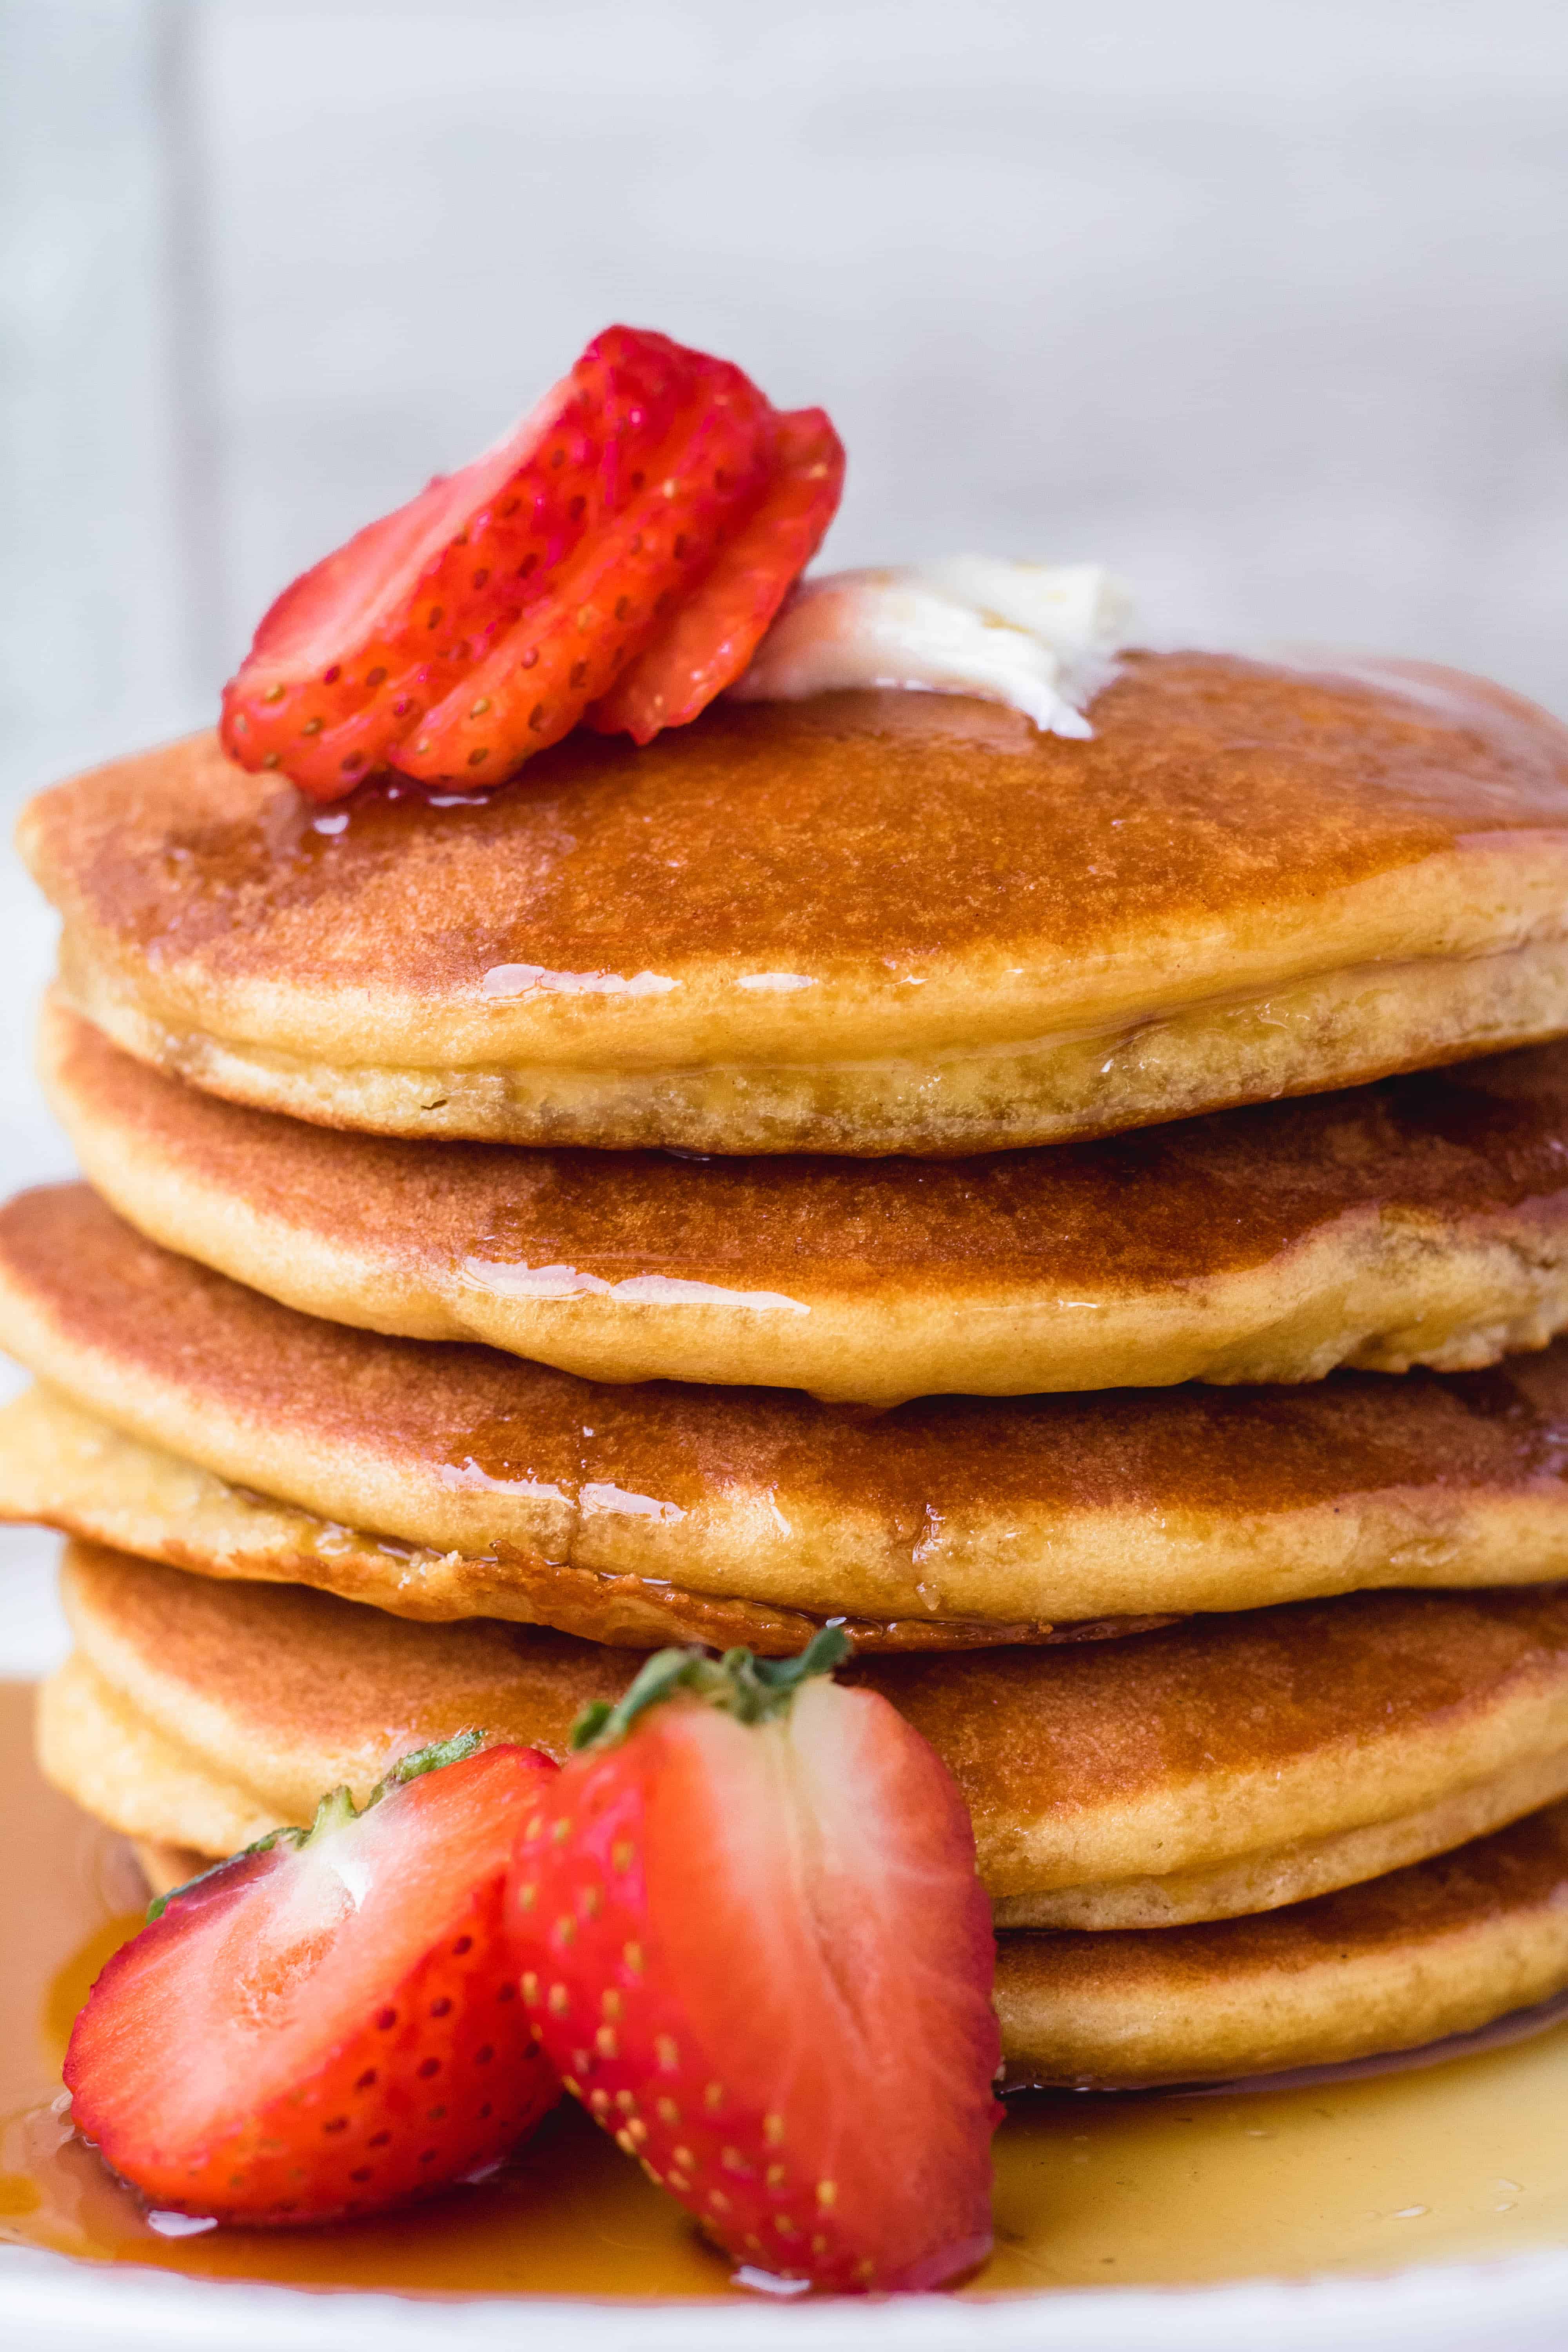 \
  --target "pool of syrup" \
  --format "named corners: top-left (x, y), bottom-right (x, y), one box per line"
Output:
top-left (5, 1676), bottom-right (1568, 2303)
